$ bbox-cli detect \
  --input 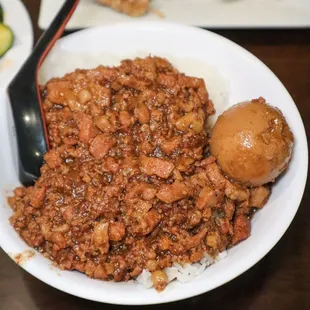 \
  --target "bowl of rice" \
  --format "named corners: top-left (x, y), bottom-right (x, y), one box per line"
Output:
top-left (0, 21), bottom-right (307, 305)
